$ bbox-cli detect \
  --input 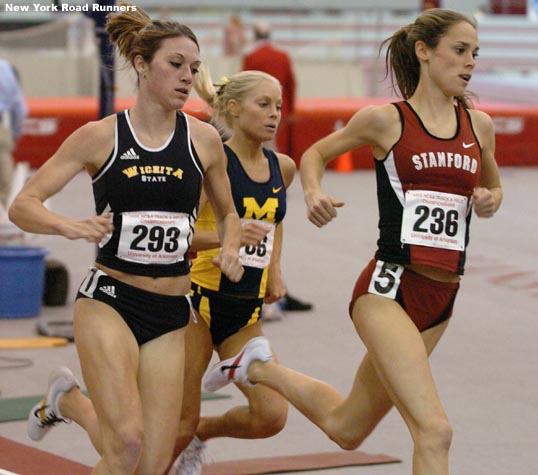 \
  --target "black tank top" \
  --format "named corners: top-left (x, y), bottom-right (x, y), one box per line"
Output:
top-left (93, 110), bottom-right (204, 277)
